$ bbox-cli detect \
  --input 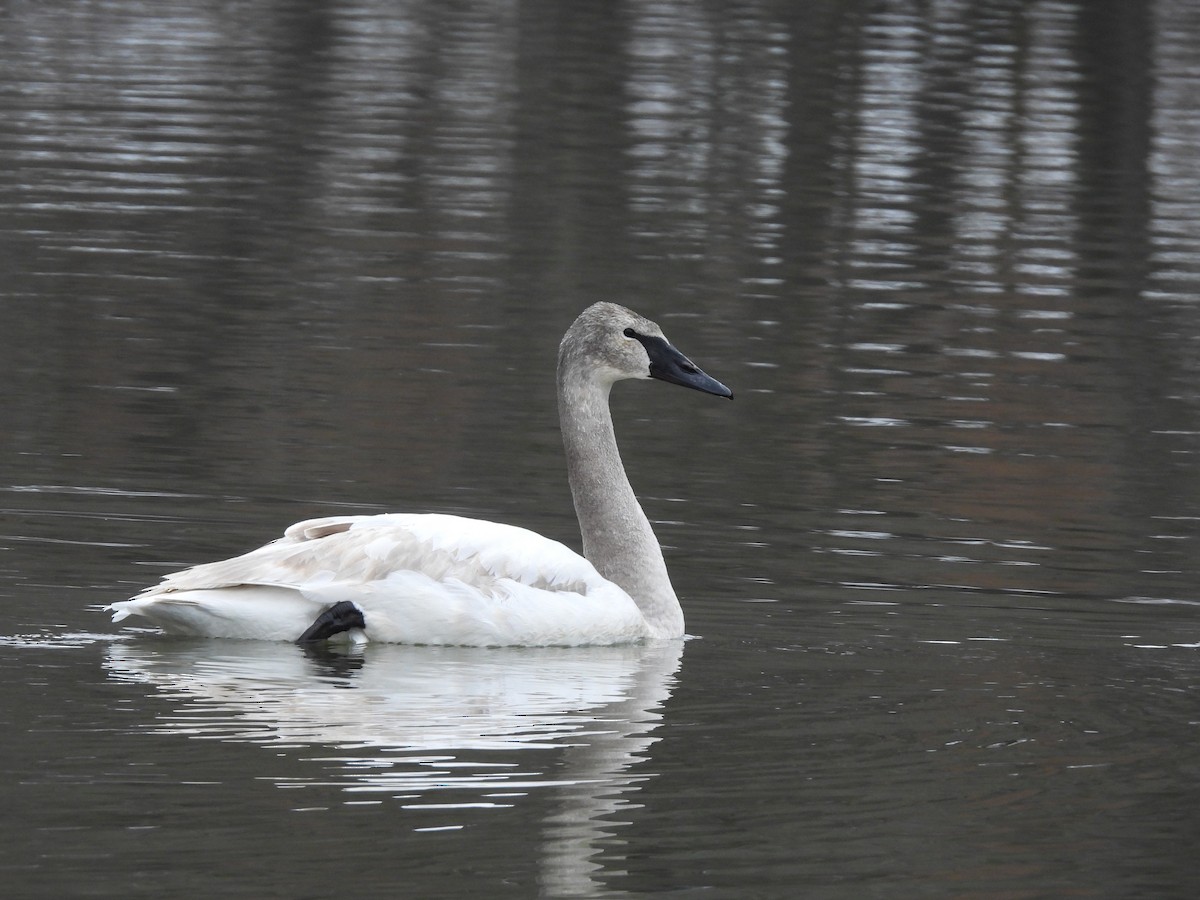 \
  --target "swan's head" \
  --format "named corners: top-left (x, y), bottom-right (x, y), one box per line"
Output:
top-left (559, 302), bottom-right (733, 399)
